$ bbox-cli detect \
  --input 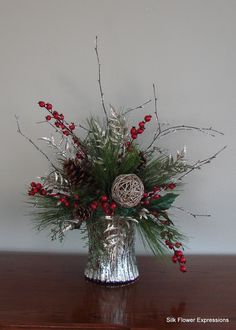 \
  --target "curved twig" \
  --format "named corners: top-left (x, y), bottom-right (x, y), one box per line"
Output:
top-left (95, 36), bottom-right (108, 124)
top-left (147, 125), bottom-right (224, 151)
top-left (15, 115), bottom-right (59, 171)
top-left (177, 145), bottom-right (227, 180)
top-left (125, 99), bottom-right (152, 114)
